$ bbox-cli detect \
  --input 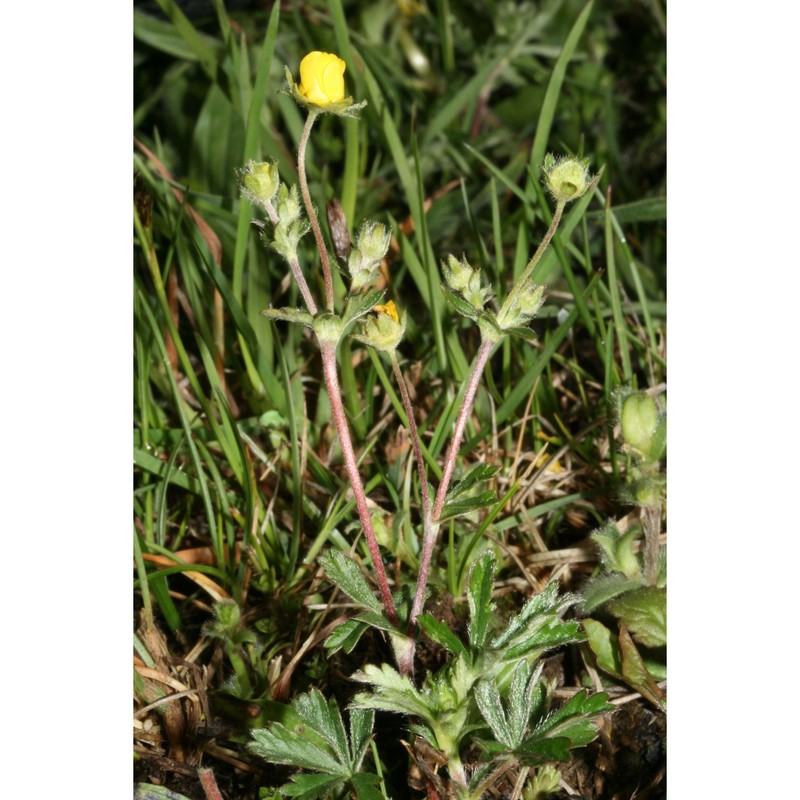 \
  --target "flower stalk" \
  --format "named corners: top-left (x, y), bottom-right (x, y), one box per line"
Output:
top-left (319, 335), bottom-right (399, 627)
top-left (297, 109), bottom-right (335, 311)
